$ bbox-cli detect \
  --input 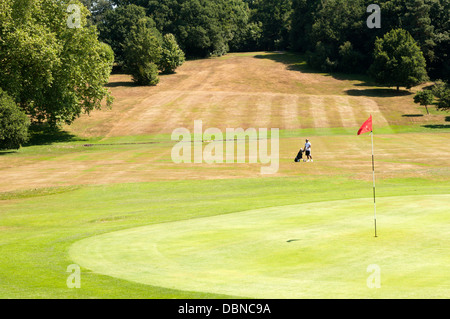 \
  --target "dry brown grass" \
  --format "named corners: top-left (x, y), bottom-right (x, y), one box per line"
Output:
top-left (1, 52), bottom-right (448, 193)
top-left (1, 132), bottom-right (449, 193)
top-left (67, 52), bottom-right (446, 138)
